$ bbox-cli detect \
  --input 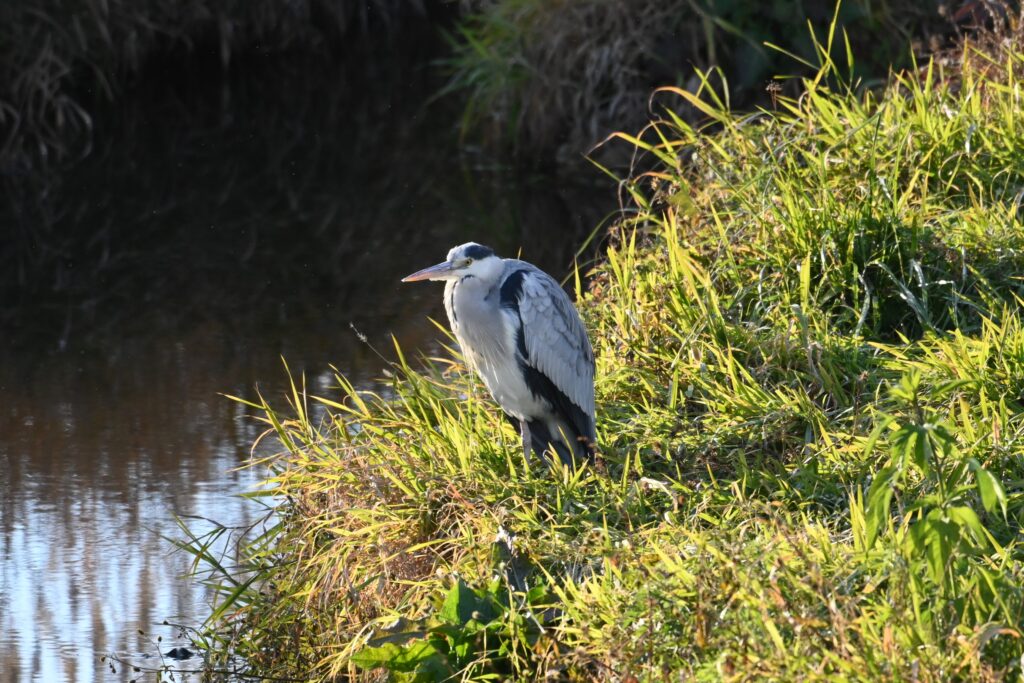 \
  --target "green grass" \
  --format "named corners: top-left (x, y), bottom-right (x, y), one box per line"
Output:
top-left (181, 17), bottom-right (1024, 682)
